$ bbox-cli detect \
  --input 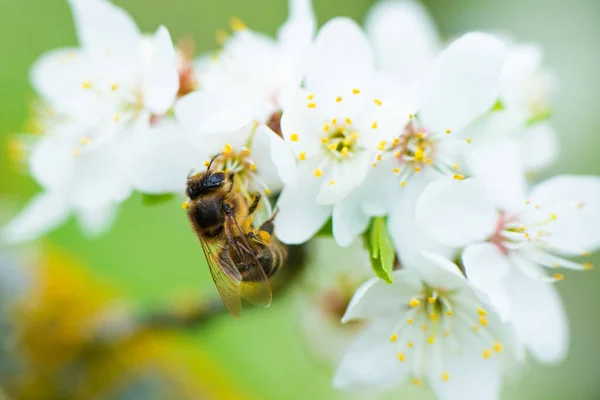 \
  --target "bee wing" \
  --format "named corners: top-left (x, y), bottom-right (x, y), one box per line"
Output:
top-left (199, 238), bottom-right (243, 317)
top-left (224, 212), bottom-right (273, 308)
